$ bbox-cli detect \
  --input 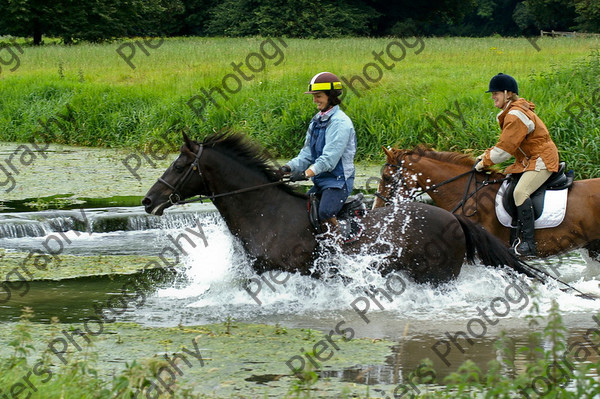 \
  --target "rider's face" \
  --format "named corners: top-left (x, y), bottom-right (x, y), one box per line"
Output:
top-left (312, 92), bottom-right (330, 111)
top-left (492, 91), bottom-right (507, 109)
